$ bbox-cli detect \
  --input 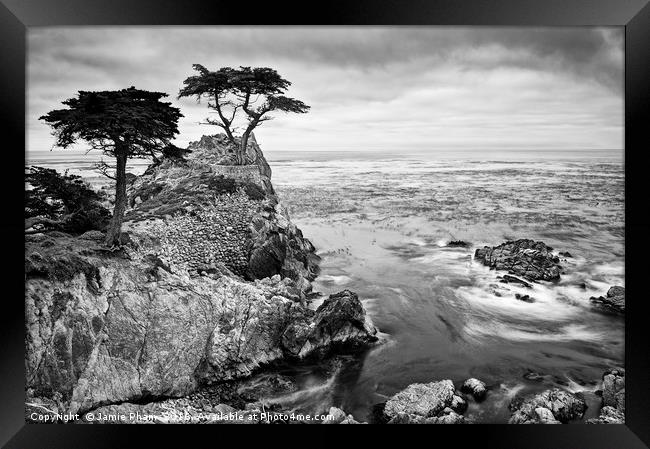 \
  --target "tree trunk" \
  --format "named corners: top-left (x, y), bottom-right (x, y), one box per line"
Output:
top-left (238, 132), bottom-right (249, 165)
top-left (105, 152), bottom-right (128, 246)
top-left (240, 117), bottom-right (260, 165)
